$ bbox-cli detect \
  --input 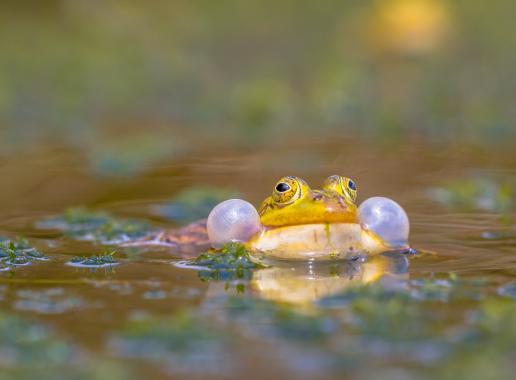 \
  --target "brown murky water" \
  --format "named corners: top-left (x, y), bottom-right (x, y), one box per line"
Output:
top-left (0, 136), bottom-right (515, 379)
